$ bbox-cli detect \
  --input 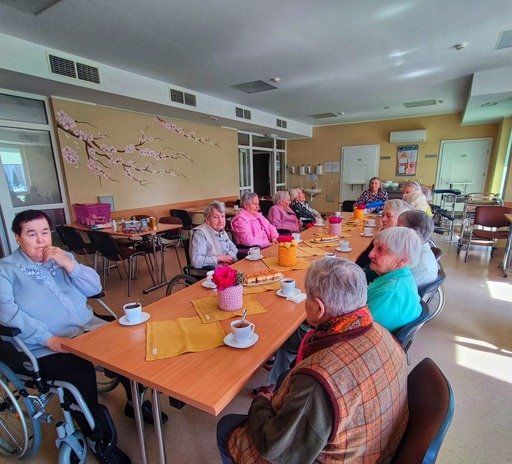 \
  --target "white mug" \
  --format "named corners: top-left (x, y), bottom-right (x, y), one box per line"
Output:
top-left (233, 205), bottom-right (239, 210)
top-left (339, 239), bottom-right (350, 251)
top-left (364, 226), bottom-right (373, 236)
top-left (291, 232), bottom-right (301, 241)
top-left (334, 211), bottom-right (342, 217)
top-left (123, 302), bottom-right (142, 323)
top-left (248, 247), bottom-right (261, 259)
top-left (230, 319), bottom-right (256, 343)
top-left (281, 278), bottom-right (296, 296)
top-left (206, 270), bottom-right (215, 284)
top-left (367, 219), bottom-right (376, 227)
